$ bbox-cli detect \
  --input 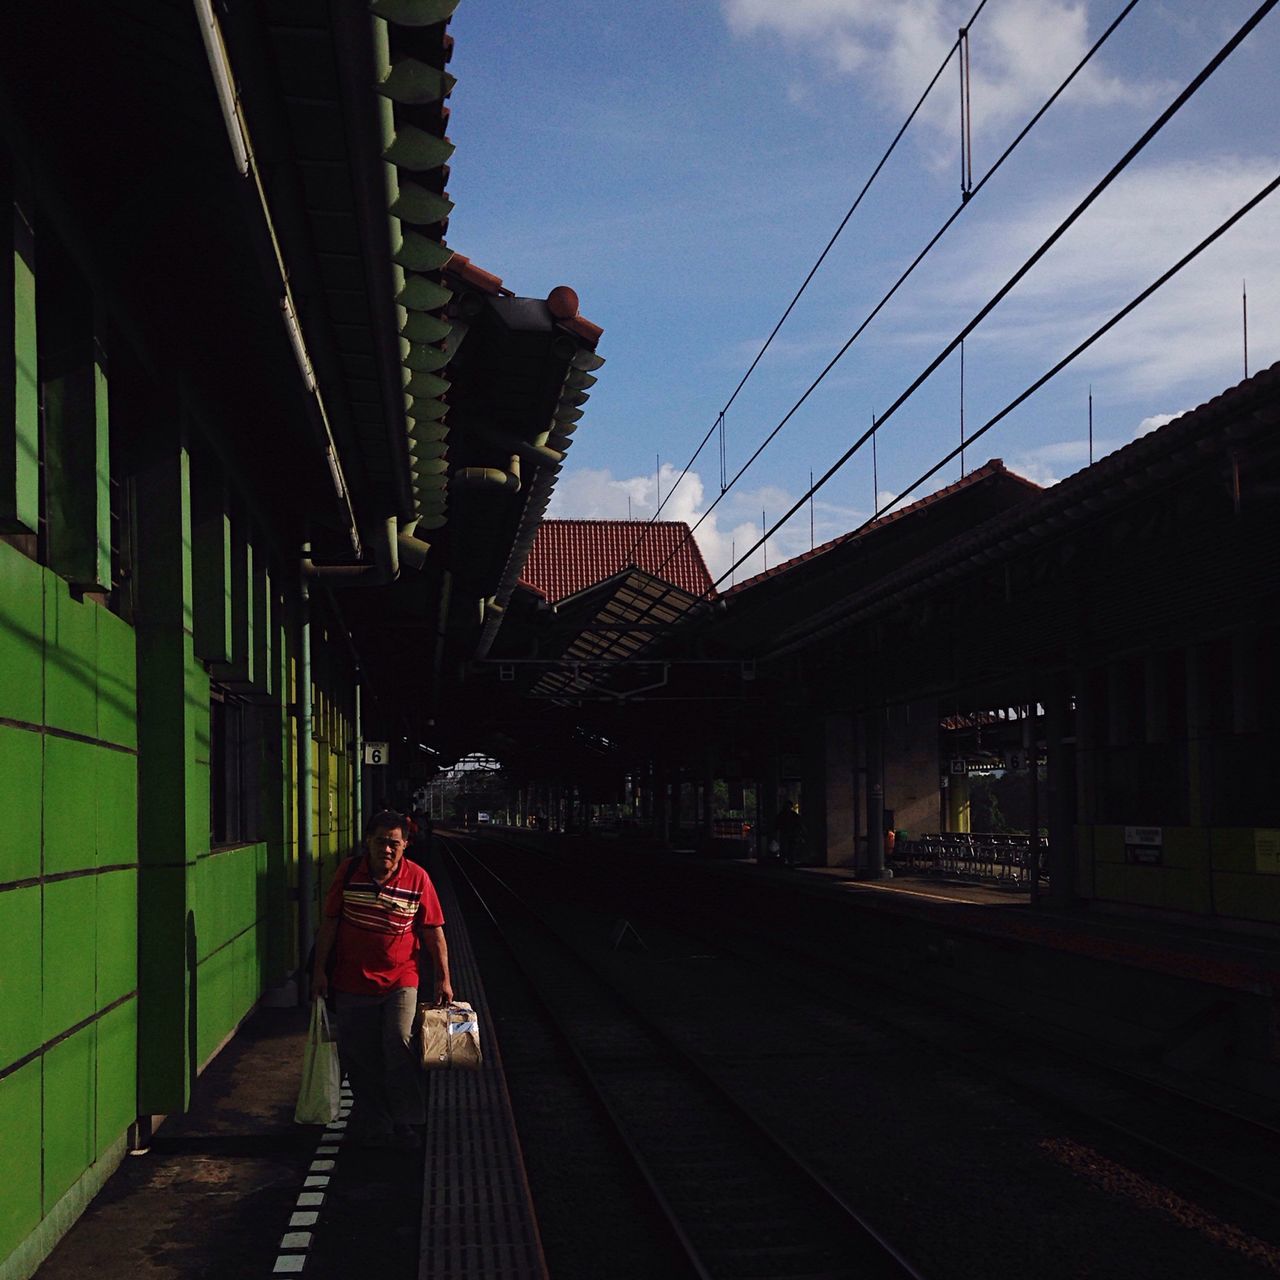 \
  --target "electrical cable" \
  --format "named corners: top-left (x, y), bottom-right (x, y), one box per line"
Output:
top-left (665, 0), bottom-right (1148, 570)
top-left (869, 170), bottom-right (1280, 529)
top-left (711, 0), bottom-right (1277, 588)
top-left (756, 166), bottom-right (1280, 660)
top-left (625, 0), bottom-right (990, 564)
top-left (551, 0), bottom-right (1274, 688)
top-left (532, 168), bottom-right (1280, 687)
